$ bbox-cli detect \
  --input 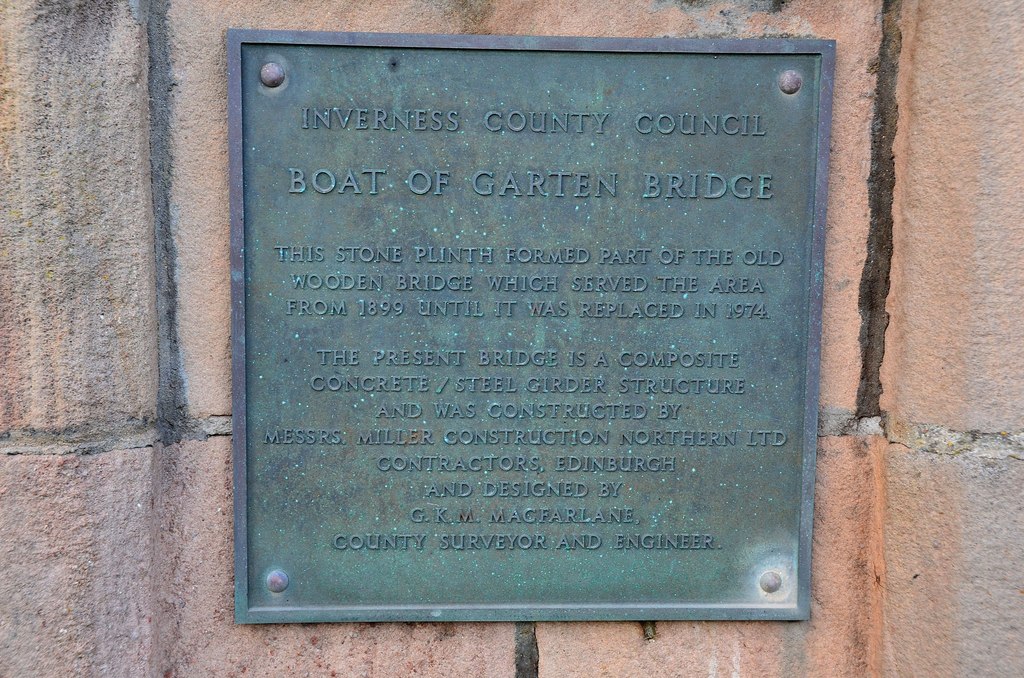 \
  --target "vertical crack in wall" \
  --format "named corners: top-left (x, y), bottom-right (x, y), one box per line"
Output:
top-left (860, 1), bottom-right (903, 672)
top-left (138, 0), bottom-right (184, 673)
top-left (143, 0), bottom-right (187, 443)
top-left (514, 622), bottom-right (539, 678)
top-left (856, 0), bottom-right (902, 418)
